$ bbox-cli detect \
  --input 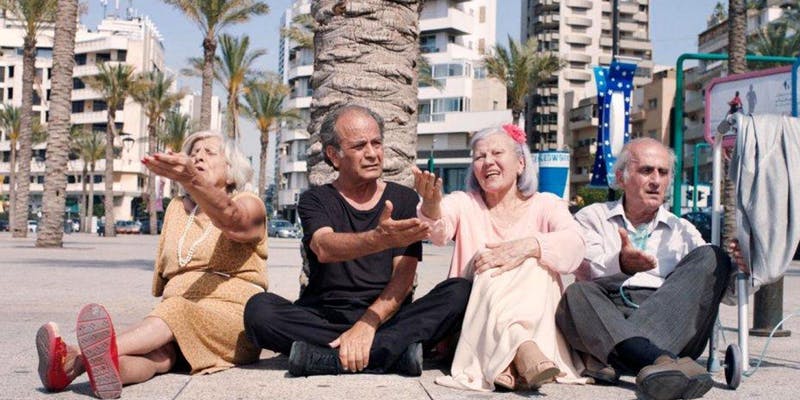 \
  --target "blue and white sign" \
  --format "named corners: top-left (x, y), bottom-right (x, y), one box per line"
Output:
top-left (590, 61), bottom-right (636, 188)
top-left (538, 151), bottom-right (571, 199)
